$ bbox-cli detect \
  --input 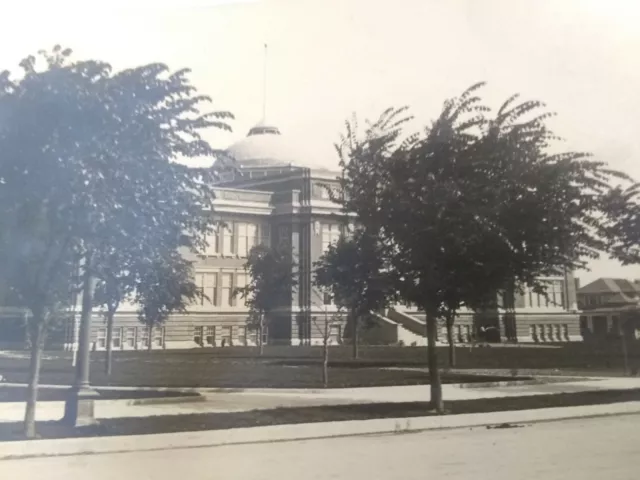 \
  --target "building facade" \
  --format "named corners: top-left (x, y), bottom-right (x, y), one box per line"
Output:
top-left (0, 121), bottom-right (583, 350)
top-left (577, 278), bottom-right (640, 341)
